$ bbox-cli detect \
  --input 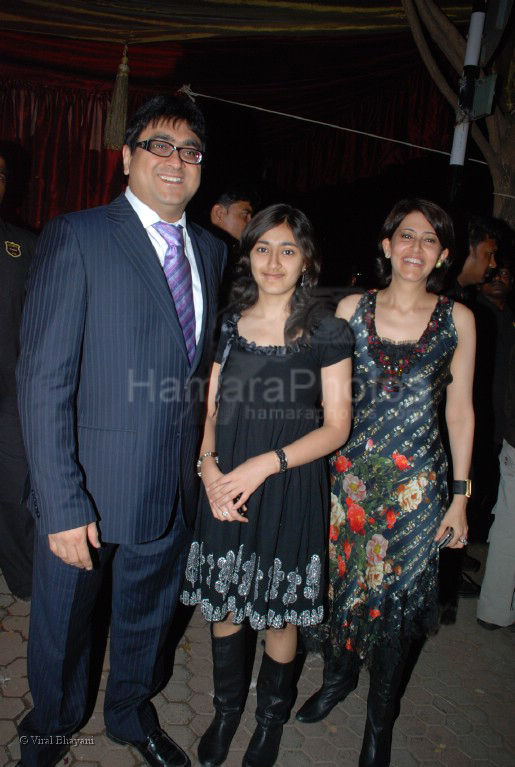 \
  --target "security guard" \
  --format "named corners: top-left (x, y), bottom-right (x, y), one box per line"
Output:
top-left (0, 148), bottom-right (36, 599)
